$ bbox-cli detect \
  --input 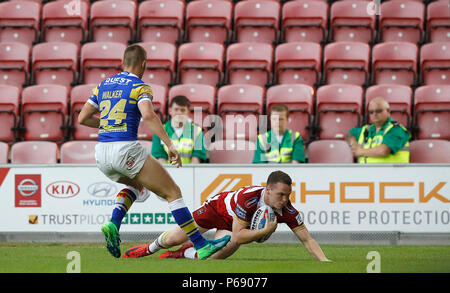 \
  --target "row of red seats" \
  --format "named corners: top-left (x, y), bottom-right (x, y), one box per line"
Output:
top-left (1, 40), bottom-right (450, 92)
top-left (0, 83), bottom-right (448, 143)
top-left (2, 138), bottom-right (450, 164)
top-left (1, 0), bottom-right (448, 47)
